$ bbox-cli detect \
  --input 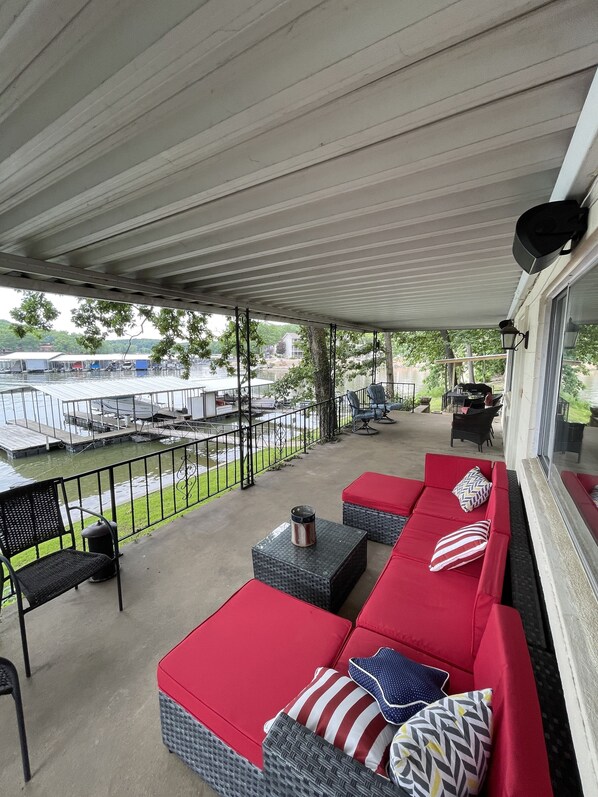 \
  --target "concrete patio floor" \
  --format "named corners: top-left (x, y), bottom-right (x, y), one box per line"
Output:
top-left (0, 411), bottom-right (503, 796)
